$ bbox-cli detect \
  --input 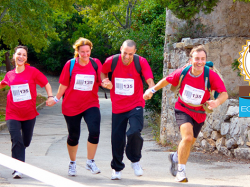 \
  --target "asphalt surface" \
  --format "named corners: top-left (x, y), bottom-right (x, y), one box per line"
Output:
top-left (0, 74), bottom-right (250, 187)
